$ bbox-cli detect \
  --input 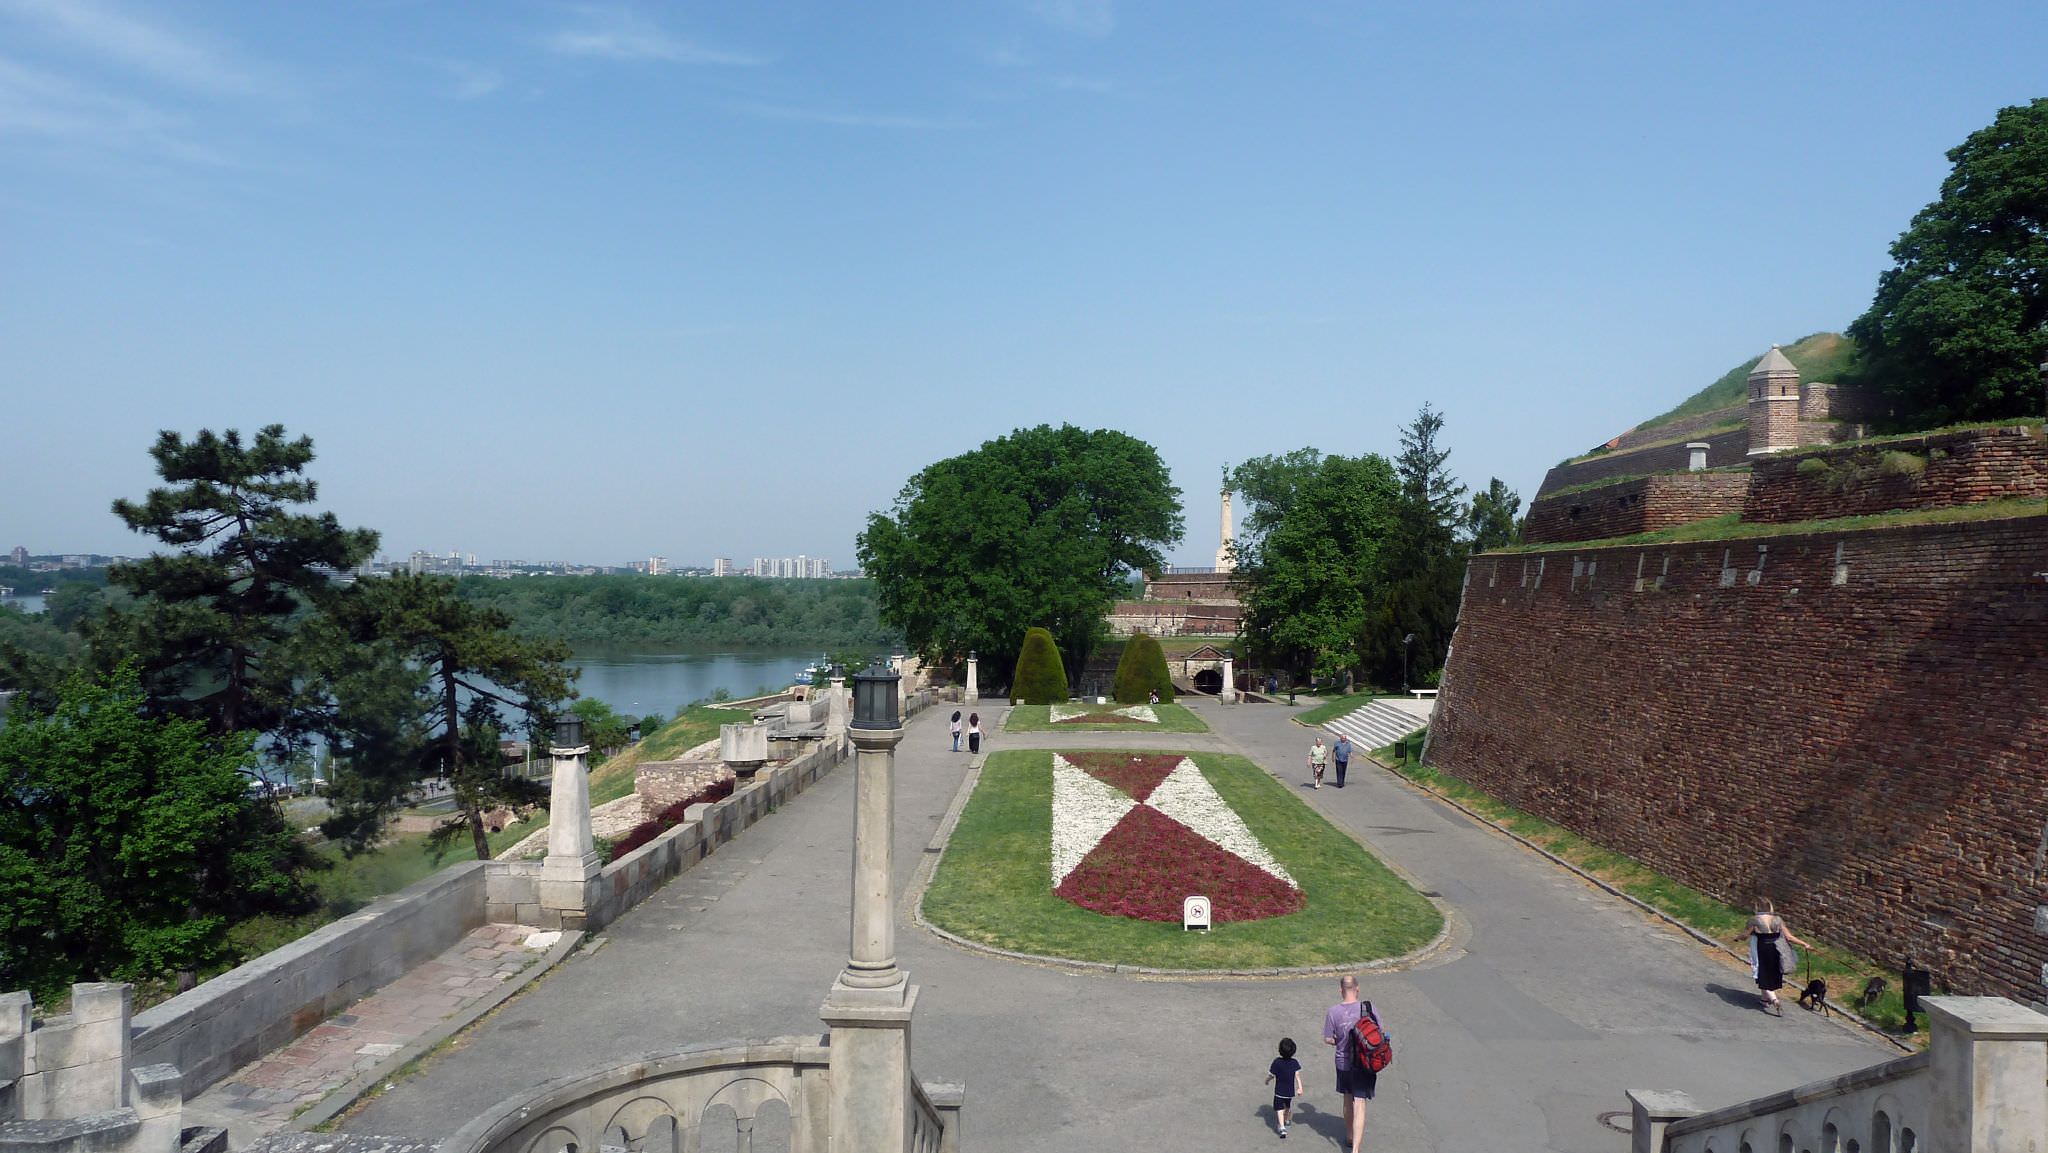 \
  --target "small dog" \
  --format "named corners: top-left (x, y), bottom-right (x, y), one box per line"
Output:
top-left (1858, 976), bottom-right (1887, 1009)
top-left (1798, 978), bottom-right (1830, 1015)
